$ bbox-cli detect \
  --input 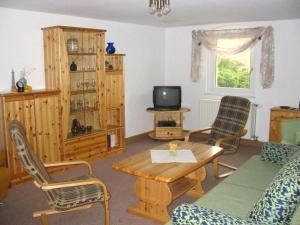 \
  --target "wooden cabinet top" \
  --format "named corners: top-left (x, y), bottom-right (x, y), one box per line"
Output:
top-left (271, 107), bottom-right (300, 113)
top-left (0, 89), bottom-right (60, 98)
top-left (42, 25), bottom-right (106, 33)
top-left (147, 107), bottom-right (190, 113)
